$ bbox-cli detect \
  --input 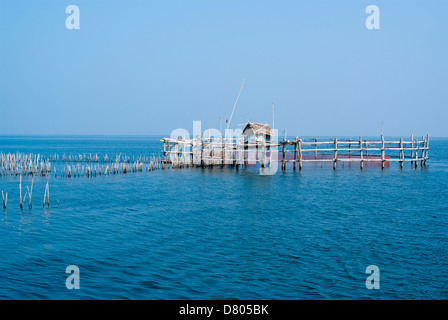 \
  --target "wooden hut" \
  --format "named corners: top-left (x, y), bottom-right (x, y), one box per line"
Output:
top-left (242, 122), bottom-right (272, 142)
